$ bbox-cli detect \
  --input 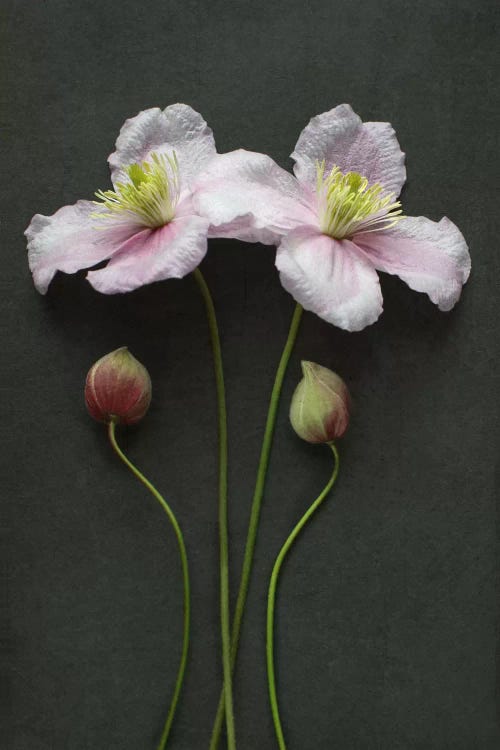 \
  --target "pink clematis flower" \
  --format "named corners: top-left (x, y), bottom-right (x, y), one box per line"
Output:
top-left (26, 104), bottom-right (229, 294)
top-left (195, 104), bottom-right (471, 331)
